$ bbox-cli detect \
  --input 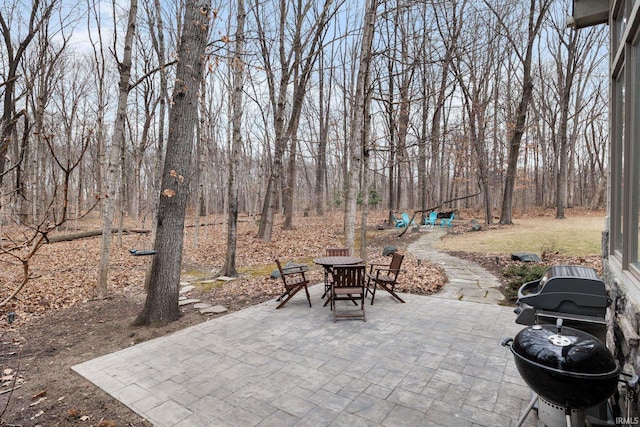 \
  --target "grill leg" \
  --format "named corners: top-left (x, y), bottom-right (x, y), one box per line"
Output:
top-left (515, 394), bottom-right (538, 427)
